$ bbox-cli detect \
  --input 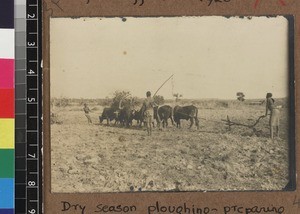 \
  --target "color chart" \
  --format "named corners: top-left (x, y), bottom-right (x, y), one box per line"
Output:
top-left (1, 0), bottom-right (42, 213)
top-left (15, 0), bottom-right (43, 214)
top-left (0, 0), bottom-right (15, 213)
